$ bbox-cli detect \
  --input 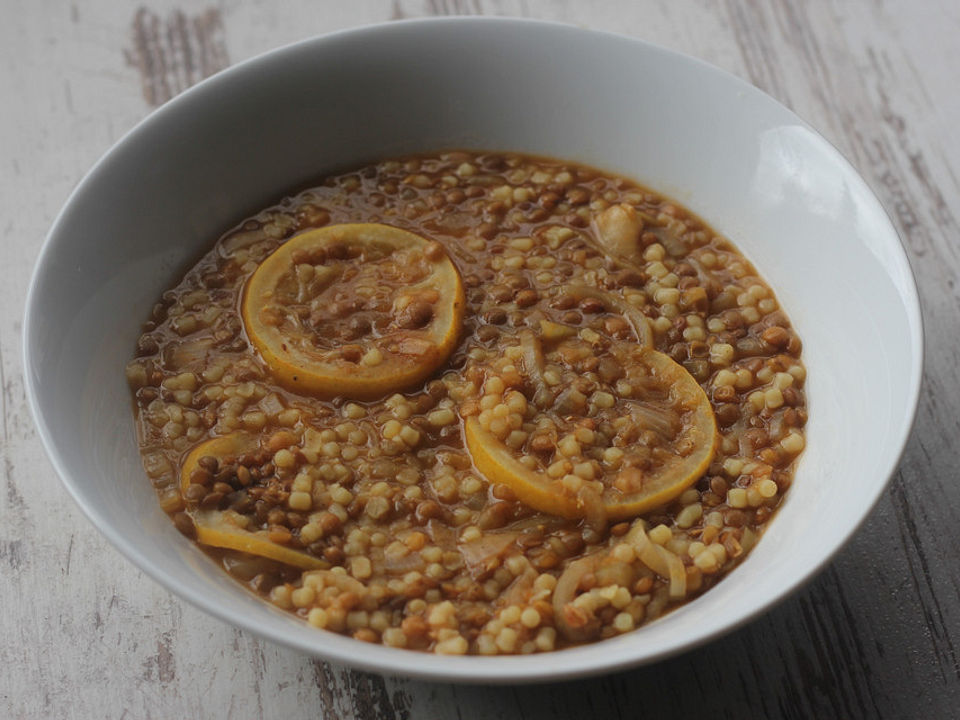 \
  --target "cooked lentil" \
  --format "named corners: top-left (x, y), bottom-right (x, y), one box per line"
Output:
top-left (128, 150), bottom-right (807, 654)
